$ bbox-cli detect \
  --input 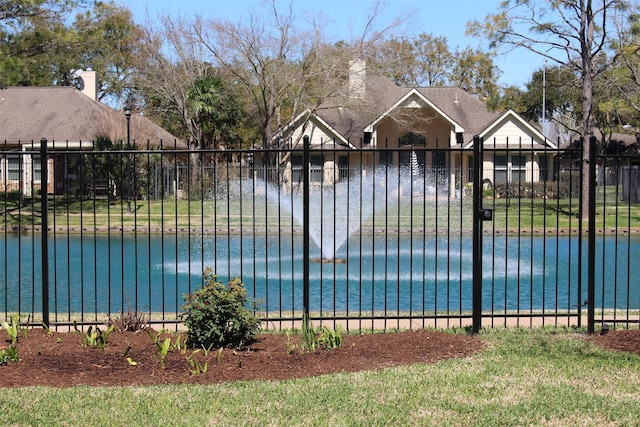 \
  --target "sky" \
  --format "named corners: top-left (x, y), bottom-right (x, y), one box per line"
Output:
top-left (115, 0), bottom-right (542, 89)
